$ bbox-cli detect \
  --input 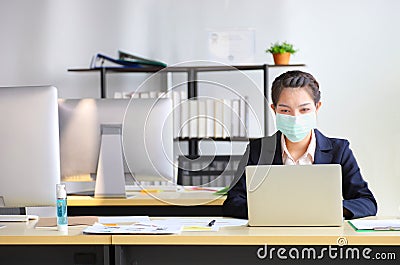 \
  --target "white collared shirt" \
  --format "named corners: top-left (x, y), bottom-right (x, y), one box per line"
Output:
top-left (281, 129), bottom-right (316, 165)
